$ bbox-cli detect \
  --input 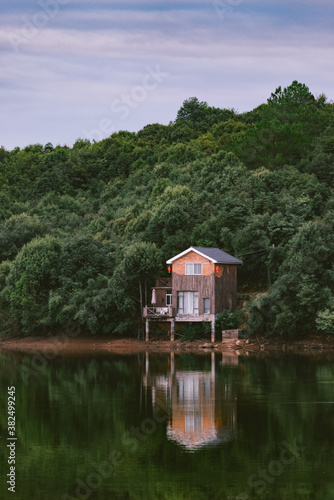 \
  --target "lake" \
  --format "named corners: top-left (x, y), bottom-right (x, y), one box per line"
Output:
top-left (0, 349), bottom-right (334, 500)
